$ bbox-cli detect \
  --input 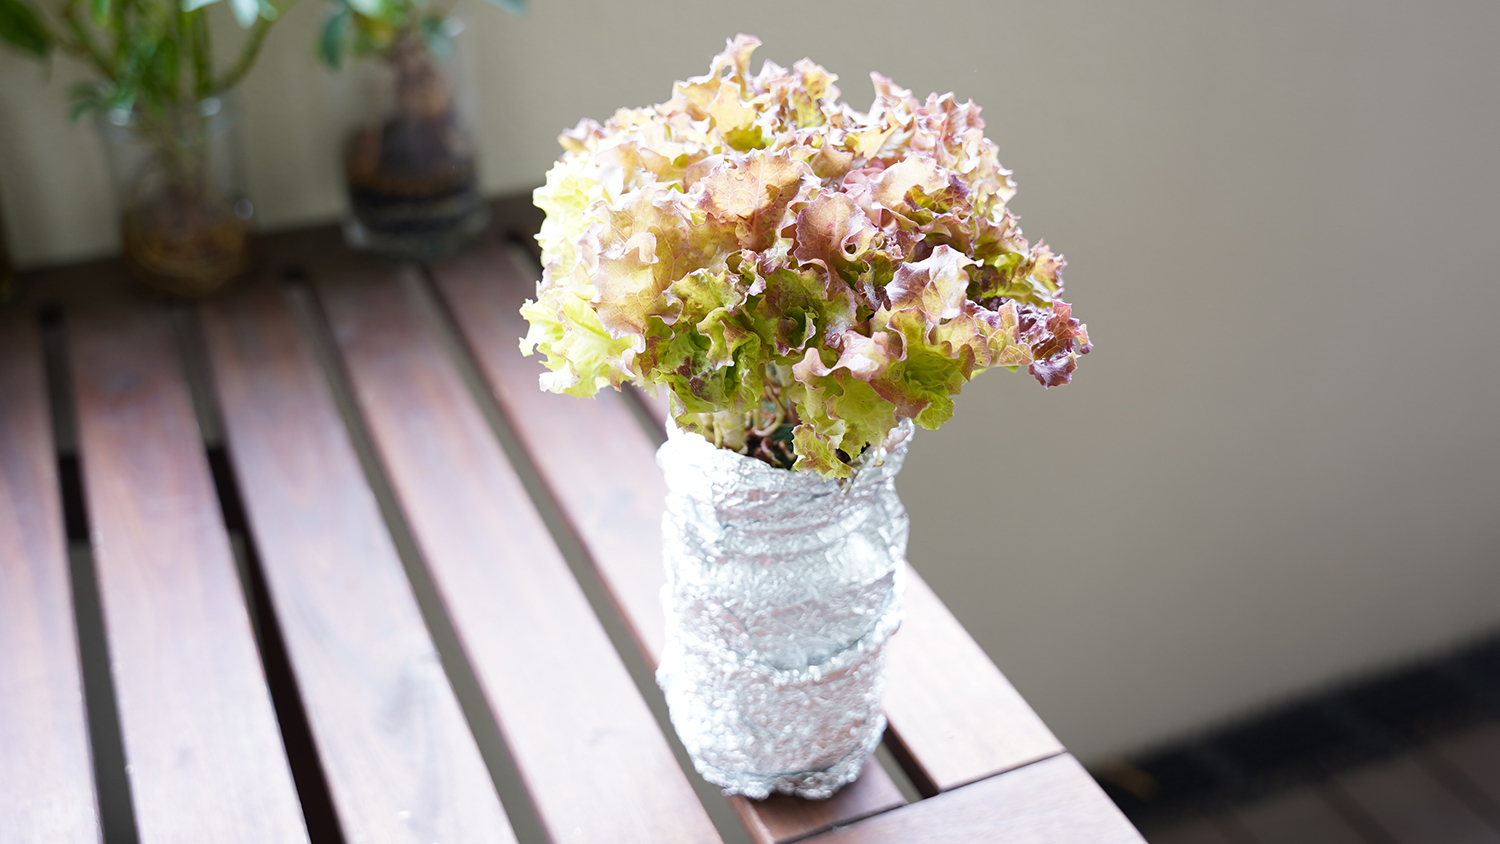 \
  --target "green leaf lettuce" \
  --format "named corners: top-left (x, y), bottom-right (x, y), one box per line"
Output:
top-left (522, 34), bottom-right (1092, 477)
